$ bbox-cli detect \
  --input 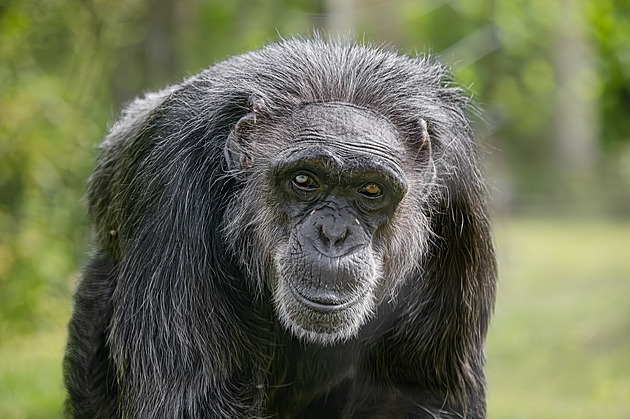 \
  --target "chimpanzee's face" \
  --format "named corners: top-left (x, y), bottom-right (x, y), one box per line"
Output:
top-left (267, 103), bottom-right (409, 344)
